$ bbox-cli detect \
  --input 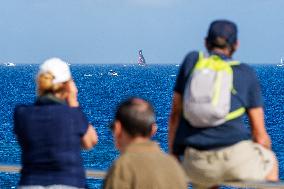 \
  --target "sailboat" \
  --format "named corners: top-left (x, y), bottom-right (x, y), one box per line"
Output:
top-left (277, 58), bottom-right (284, 67)
top-left (138, 50), bottom-right (146, 66)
